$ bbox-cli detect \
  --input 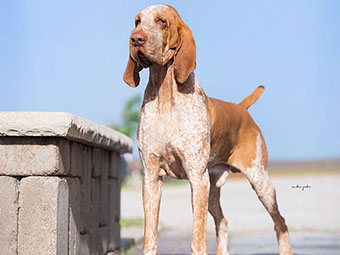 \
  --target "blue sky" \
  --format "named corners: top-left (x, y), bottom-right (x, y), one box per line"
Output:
top-left (1, 0), bottom-right (339, 160)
